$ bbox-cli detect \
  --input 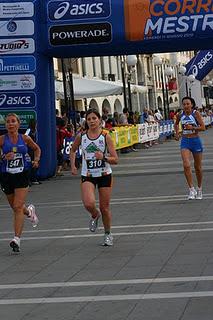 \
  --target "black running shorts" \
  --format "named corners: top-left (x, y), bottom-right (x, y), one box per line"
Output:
top-left (0, 170), bottom-right (30, 195)
top-left (81, 174), bottom-right (112, 189)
